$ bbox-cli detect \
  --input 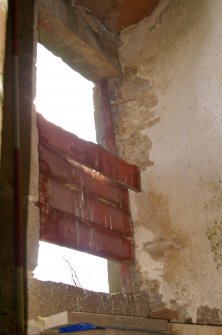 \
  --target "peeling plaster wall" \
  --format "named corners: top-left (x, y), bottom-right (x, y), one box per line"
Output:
top-left (111, 0), bottom-right (222, 324)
